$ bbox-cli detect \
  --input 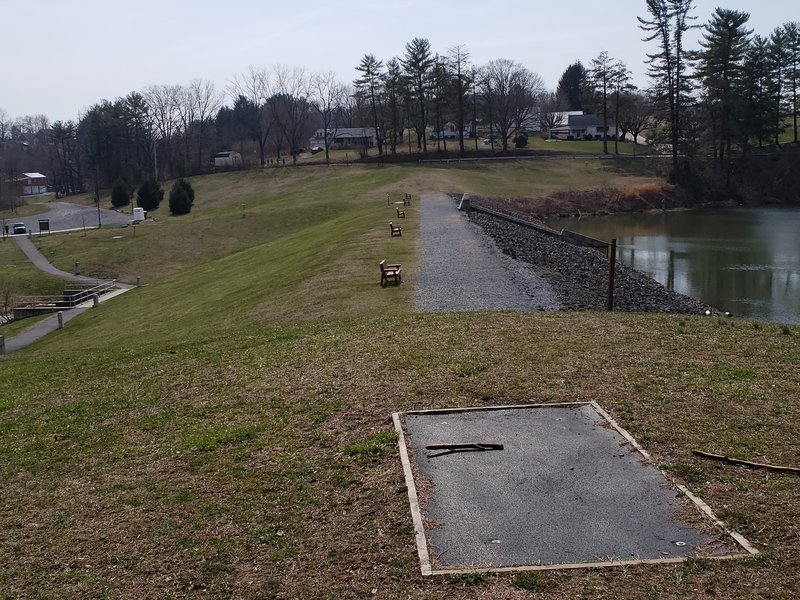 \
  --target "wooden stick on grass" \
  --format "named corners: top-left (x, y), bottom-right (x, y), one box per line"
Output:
top-left (692, 450), bottom-right (800, 475)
